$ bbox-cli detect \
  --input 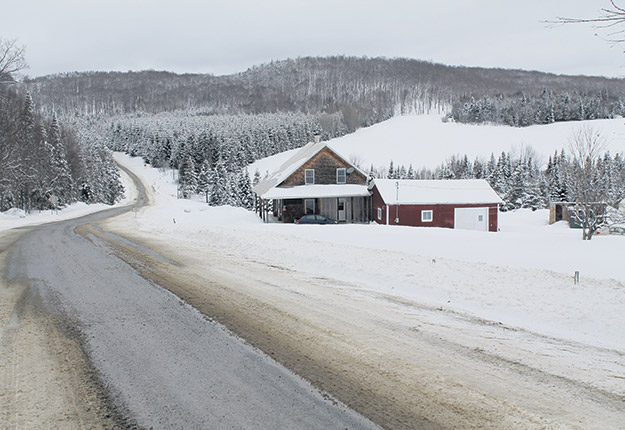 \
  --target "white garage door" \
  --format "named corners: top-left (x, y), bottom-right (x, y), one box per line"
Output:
top-left (454, 207), bottom-right (489, 231)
